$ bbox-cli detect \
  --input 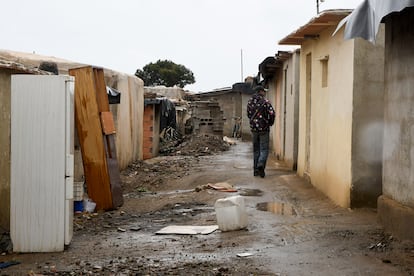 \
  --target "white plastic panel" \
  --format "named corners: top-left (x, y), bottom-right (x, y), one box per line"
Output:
top-left (10, 75), bottom-right (73, 252)
top-left (65, 78), bottom-right (75, 156)
top-left (65, 177), bottom-right (74, 245)
top-left (66, 154), bottom-right (74, 177)
top-left (65, 176), bottom-right (74, 200)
